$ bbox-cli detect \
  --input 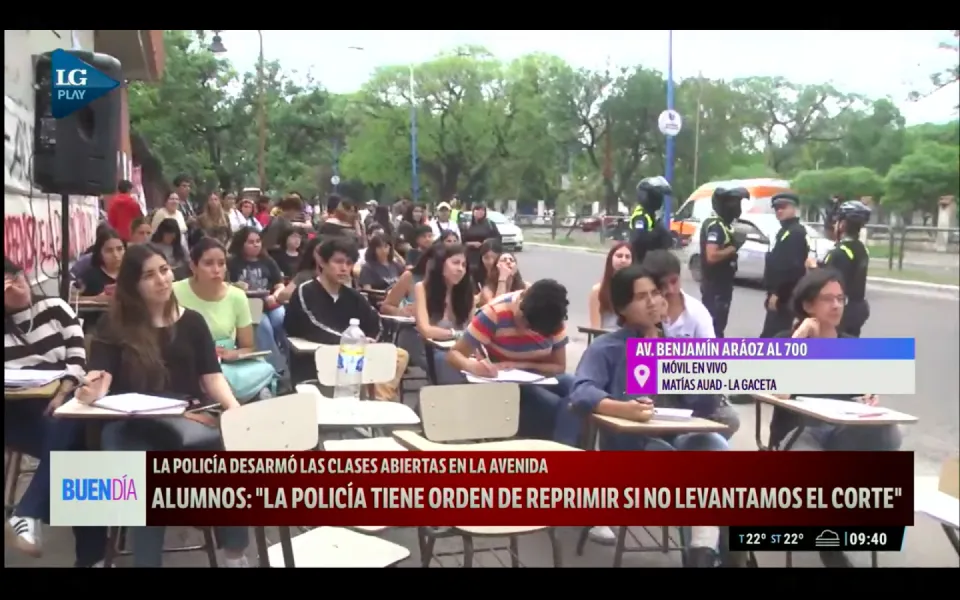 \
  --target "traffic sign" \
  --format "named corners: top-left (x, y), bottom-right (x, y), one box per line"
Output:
top-left (330, 175), bottom-right (341, 186)
top-left (658, 110), bottom-right (682, 137)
